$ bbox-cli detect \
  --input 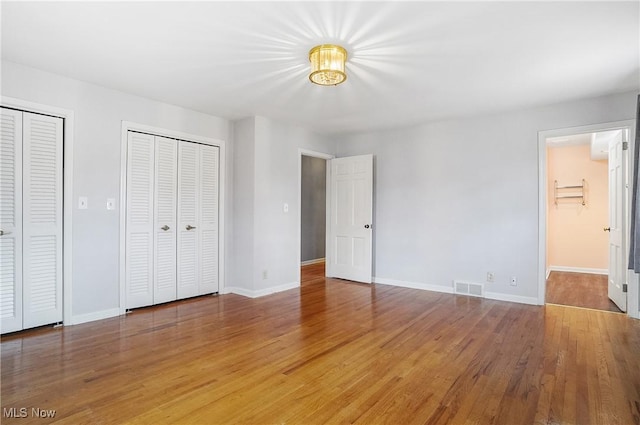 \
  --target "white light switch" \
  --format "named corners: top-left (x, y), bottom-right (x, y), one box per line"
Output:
top-left (78, 197), bottom-right (88, 210)
top-left (106, 198), bottom-right (115, 210)
top-left (283, 203), bottom-right (289, 213)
